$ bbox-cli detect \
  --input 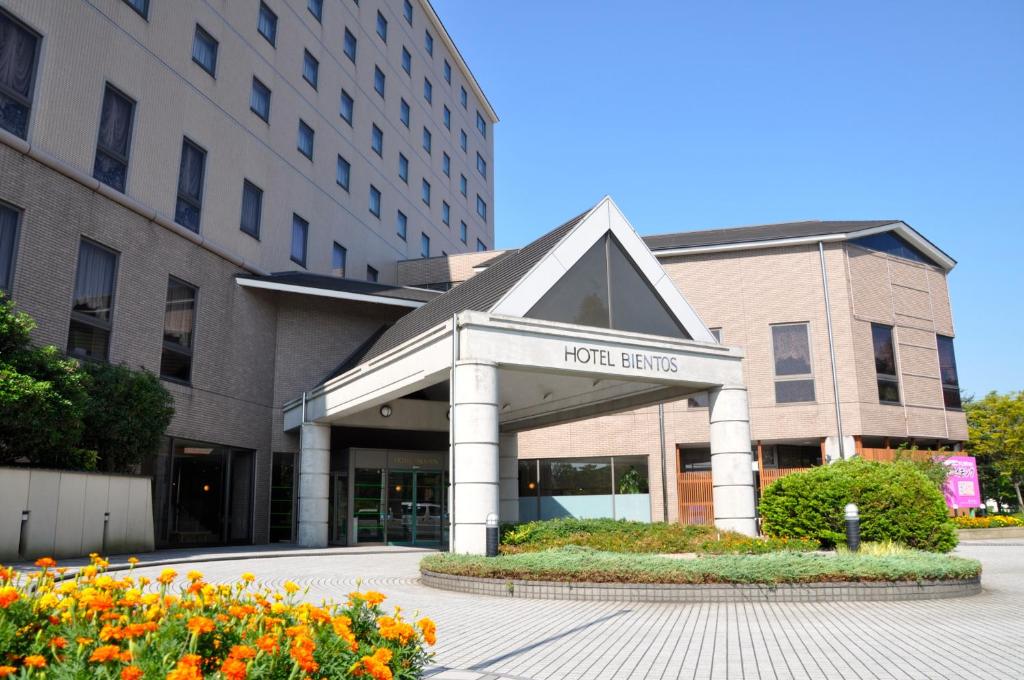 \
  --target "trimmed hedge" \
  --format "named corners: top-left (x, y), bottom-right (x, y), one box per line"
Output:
top-left (759, 459), bottom-right (957, 552)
